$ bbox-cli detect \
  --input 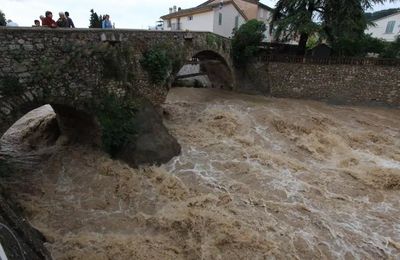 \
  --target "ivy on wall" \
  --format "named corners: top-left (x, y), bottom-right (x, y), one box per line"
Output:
top-left (140, 42), bottom-right (184, 85)
top-left (95, 93), bottom-right (140, 157)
